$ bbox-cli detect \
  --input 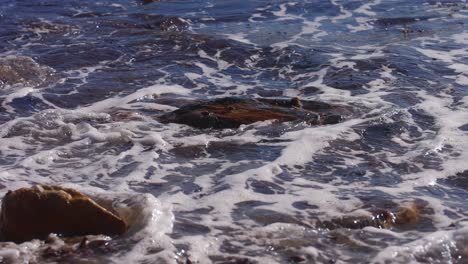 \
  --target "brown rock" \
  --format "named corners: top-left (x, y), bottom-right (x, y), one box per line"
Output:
top-left (393, 203), bottom-right (421, 227)
top-left (111, 110), bottom-right (143, 122)
top-left (158, 97), bottom-right (349, 129)
top-left (318, 203), bottom-right (422, 230)
top-left (0, 56), bottom-right (54, 88)
top-left (0, 185), bottom-right (127, 243)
